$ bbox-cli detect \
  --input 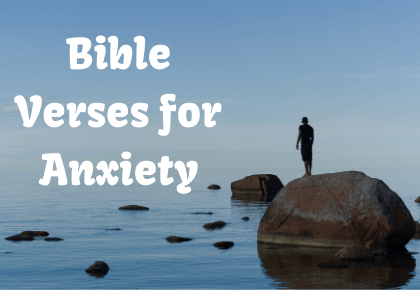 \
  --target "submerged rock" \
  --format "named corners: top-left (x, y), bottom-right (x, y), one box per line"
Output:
top-left (335, 244), bottom-right (374, 261)
top-left (85, 261), bottom-right (109, 277)
top-left (231, 174), bottom-right (283, 202)
top-left (166, 236), bottom-right (192, 243)
top-left (213, 241), bottom-right (234, 249)
top-left (193, 212), bottom-right (213, 215)
top-left (258, 171), bottom-right (415, 248)
top-left (242, 216), bottom-right (250, 221)
top-left (5, 235), bottom-right (34, 241)
top-left (119, 205), bottom-right (149, 210)
top-left (203, 220), bottom-right (226, 230)
top-left (317, 262), bottom-right (350, 269)
top-left (20, 231), bottom-right (49, 237)
top-left (365, 239), bottom-right (388, 256)
top-left (45, 237), bottom-right (63, 241)
top-left (208, 184), bottom-right (221, 190)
